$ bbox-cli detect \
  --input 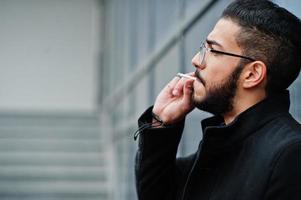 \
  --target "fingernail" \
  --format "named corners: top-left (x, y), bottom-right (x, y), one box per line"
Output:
top-left (173, 90), bottom-right (179, 96)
